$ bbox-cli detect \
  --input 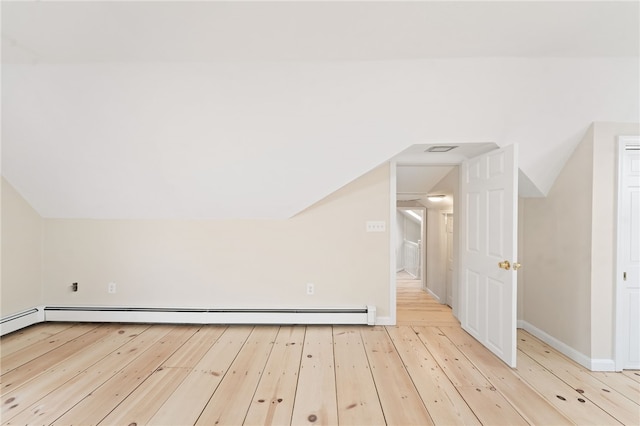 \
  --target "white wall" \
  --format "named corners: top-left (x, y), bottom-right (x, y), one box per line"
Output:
top-left (4, 58), bottom-right (638, 220)
top-left (522, 122), bottom-right (640, 364)
top-left (424, 167), bottom-right (458, 305)
top-left (403, 215), bottom-right (421, 243)
top-left (42, 164), bottom-right (393, 318)
top-left (1, 178), bottom-right (43, 316)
